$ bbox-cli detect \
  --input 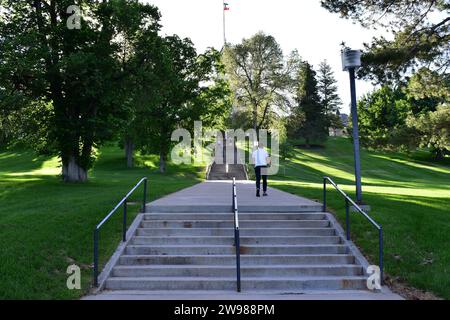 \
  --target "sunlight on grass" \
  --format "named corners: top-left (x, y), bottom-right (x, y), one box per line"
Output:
top-left (5, 156), bottom-right (60, 177)
top-left (371, 154), bottom-right (450, 174)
